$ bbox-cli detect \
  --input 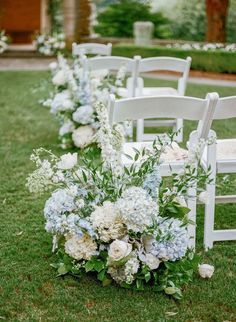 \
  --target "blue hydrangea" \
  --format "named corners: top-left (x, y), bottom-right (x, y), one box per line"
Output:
top-left (143, 165), bottom-right (162, 199)
top-left (44, 189), bottom-right (95, 238)
top-left (147, 218), bottom-right (188, 261)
